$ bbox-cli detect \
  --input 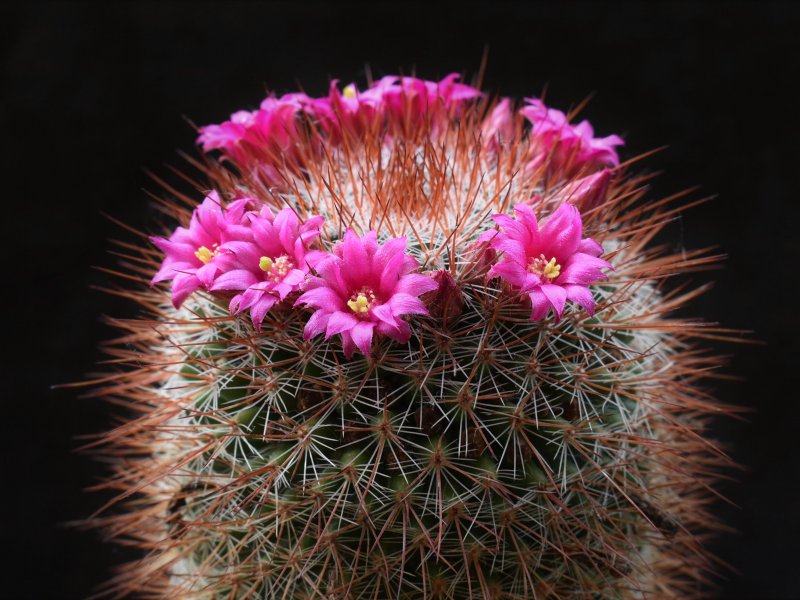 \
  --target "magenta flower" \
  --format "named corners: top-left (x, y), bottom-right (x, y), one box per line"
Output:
top-left (379, 73), bottom-right (482, 124)
top-left (211, 207), bottom-right (326, 327)
top-left (150, 192), bottom-right (252, 308)
top-left (521, 98), bottom-right (623, 176)
top-left (196, 110), bottom-right (256, 165)
top-left (295, 230), bottom-right (439, 358)
top-left (313, 74), bottom-right (481, 140)
top-left (197, 93), bottom-right (312, 169)
top-left (251, 94), bottom-right (312, 151)
top-left (198, 75), bottom-right (481, 170)
top-left (558, 168), bottom-right (613, 212)
top-left (482, 98), bottom-right (515, 151)
top-left (311, 80), bottom-right (385, 141)
top-left (486, 203), bottom-right (611, 321)
top-left (429, 72), bottom-right (483, 106)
